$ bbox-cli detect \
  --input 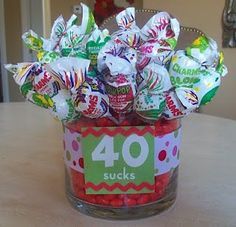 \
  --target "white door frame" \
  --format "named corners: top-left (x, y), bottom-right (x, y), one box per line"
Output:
top-left (0, 0), bottom-right (10, 102)
top-left (0, 0), bottom-right (51, 102)
top-left (20, 0), bottom-right (51, 61)
top-left (21, 0), bottom-right (33, 61)
top-left (42, 0), bottom-right (51, 38)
